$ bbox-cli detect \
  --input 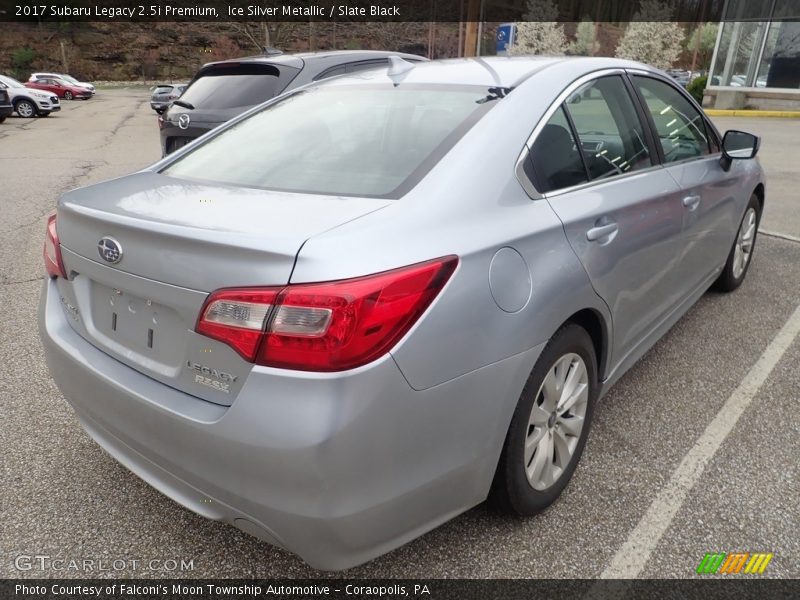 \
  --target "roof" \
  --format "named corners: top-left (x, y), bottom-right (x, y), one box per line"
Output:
top-left (202, 50), bottom-right (427, 71)
top-left (320, 56), bottom-right (661, 88)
